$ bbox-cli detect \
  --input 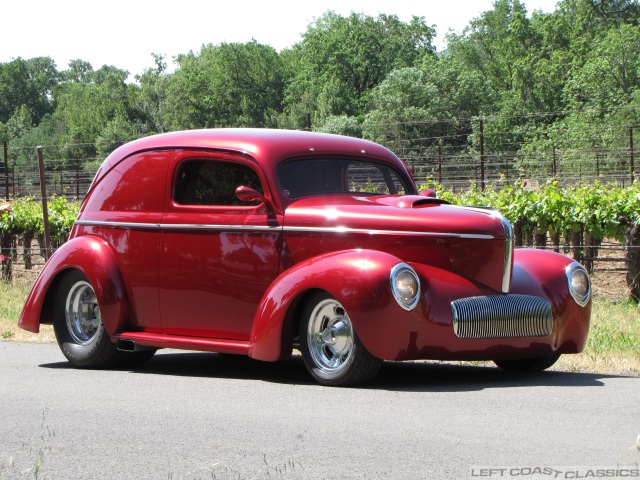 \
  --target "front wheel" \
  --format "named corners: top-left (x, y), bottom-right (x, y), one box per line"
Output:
top-left (299, 292), bottom-right (382, 386)
top-left (494, 352), bottom-right (561, 372)
top-left (53, 270), bottom-right (155, 368)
